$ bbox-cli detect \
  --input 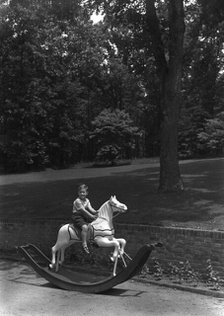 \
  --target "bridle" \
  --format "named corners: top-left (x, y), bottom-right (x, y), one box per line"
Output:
top-left (109, 201), bottom-right (126, 219)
